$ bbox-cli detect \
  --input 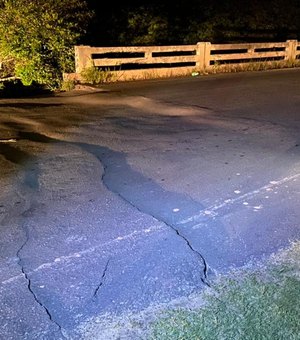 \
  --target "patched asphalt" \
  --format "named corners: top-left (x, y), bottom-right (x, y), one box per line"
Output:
top-left (0, 69), bottom-right (300, 339)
